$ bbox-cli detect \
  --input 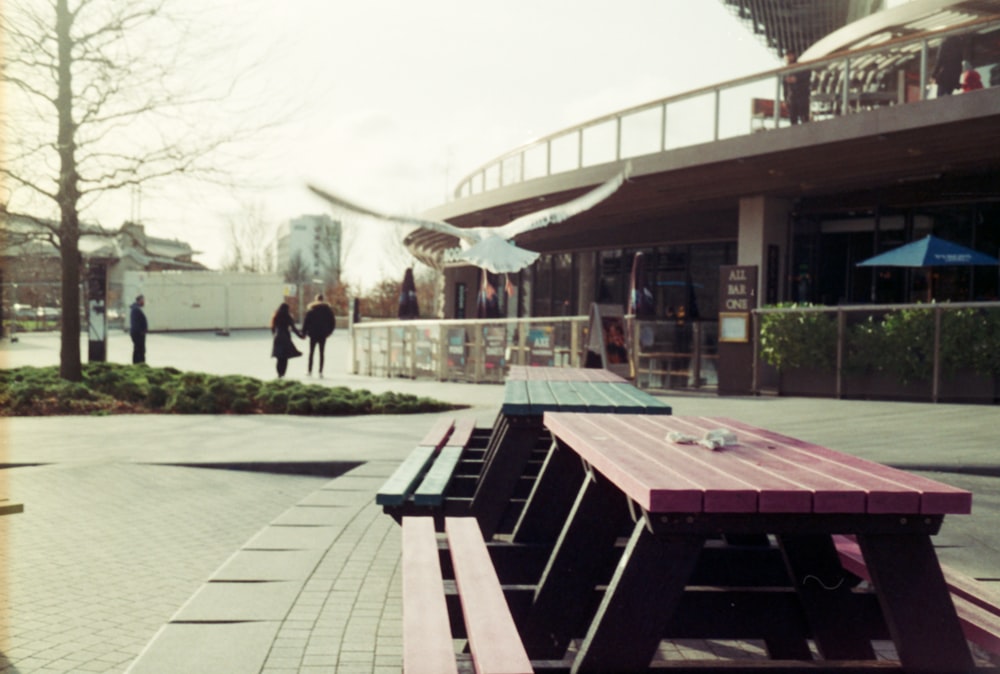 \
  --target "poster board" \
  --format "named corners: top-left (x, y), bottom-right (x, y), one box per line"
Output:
top-left (482, 325), bottom-right (506, 376)
top-left (526, 325), bottom-right (555, 367)
top-left (585, 303), bottom-right (632, 378)
top-left (719, 312), bottom-right (750, 343)
top-left (446, 327), bottom-right (467, 377)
